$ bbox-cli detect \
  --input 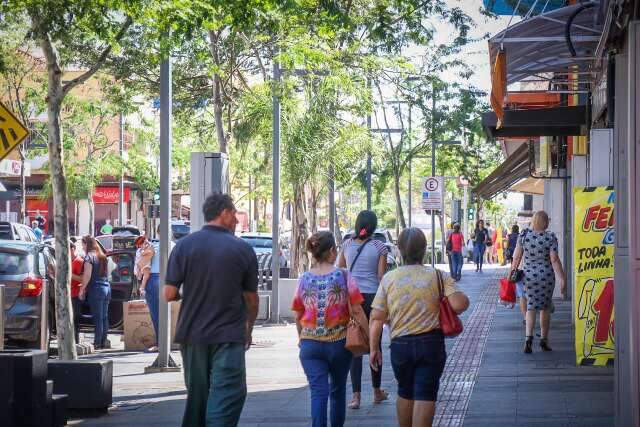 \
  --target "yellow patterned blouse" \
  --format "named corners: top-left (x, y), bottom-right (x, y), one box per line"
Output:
top-left (372, 265), bottom-right (459, 339)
